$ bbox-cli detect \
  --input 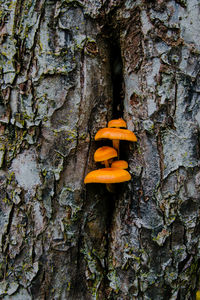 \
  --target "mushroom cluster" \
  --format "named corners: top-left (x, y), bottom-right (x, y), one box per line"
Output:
top-left (84, 118), bottom-right (137, 192)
